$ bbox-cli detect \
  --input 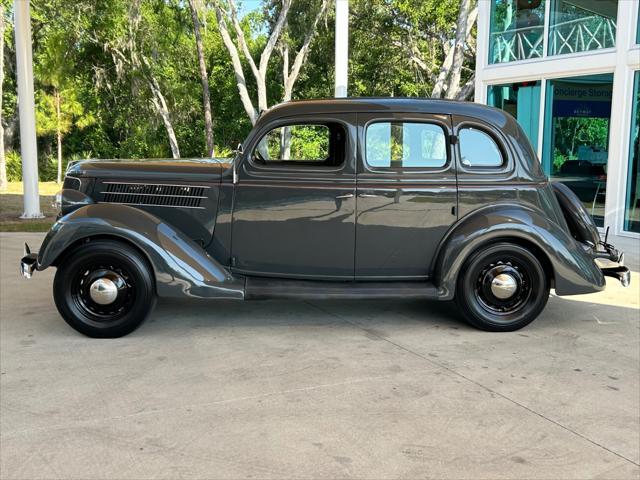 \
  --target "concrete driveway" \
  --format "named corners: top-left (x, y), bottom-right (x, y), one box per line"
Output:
top-left (1, 232), bottom-right (639, 479)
